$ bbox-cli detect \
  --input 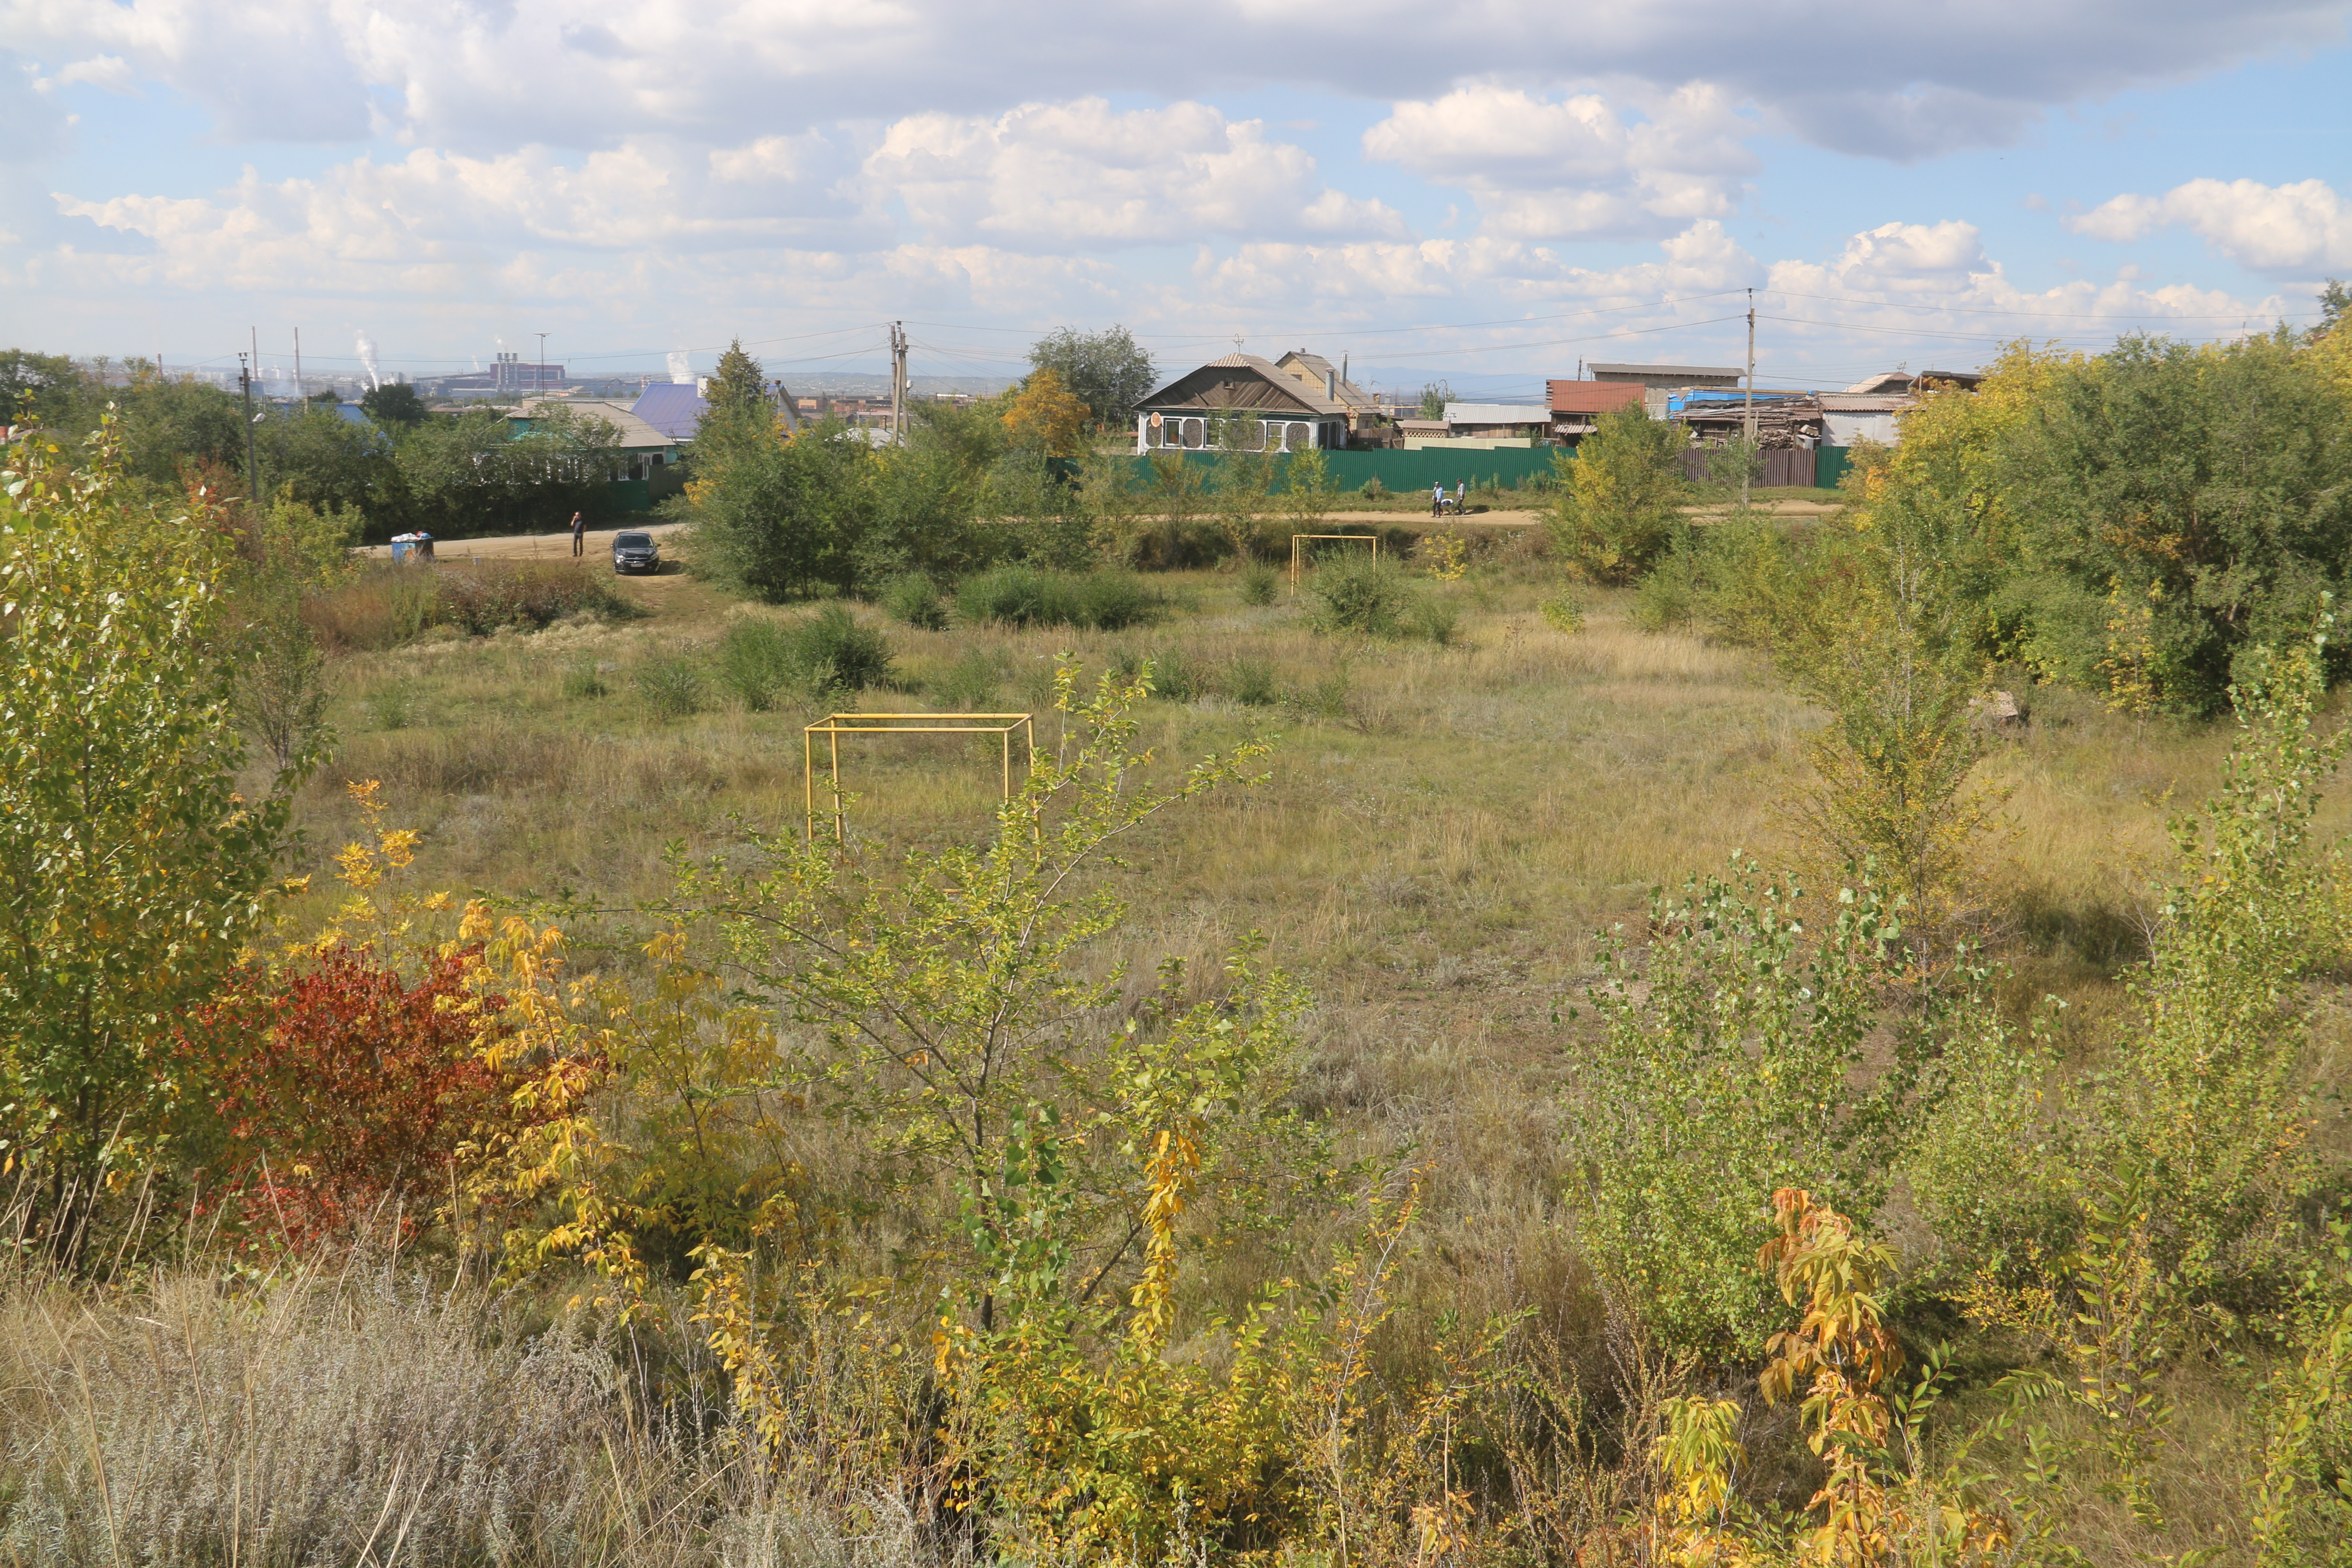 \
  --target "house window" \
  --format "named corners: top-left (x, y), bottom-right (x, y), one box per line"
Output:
top-left (1283, 422), bottom-right (1311, 451)
top-left (1181, 417), bottom-right (1205, 449)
